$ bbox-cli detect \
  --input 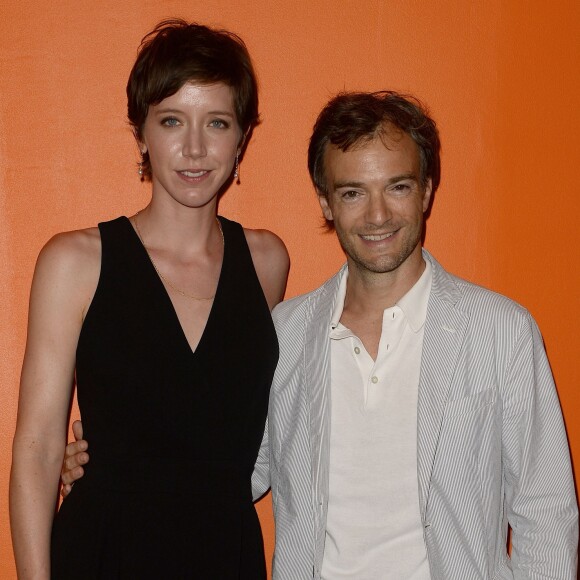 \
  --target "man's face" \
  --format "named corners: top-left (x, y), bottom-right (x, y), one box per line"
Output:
top-left (319, 129), bottom-right (432, 279)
